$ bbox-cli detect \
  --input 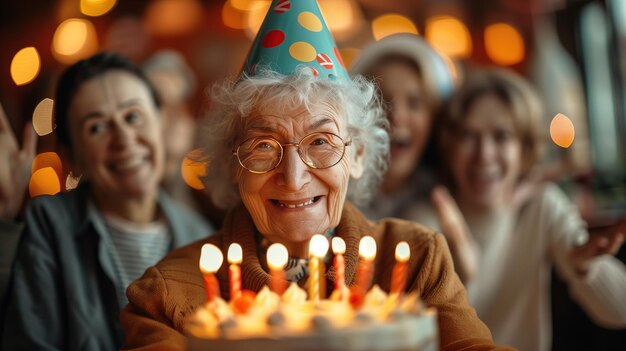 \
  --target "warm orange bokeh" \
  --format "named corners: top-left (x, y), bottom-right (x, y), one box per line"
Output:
top-left (550, 113), bottom-right (575, 148)
top-left (371, 13), bottom-right (418, 41)
top-left (425, 16), bottom-right (472, 59)
top-left (10, 47), bottom-right (41, 86)
top-left (32, 152), bottom-right (63, 179)
top-left (181, 149), bottom-right (207, 190)
top-left (485, 23), bottom-right (525, 66)
top-left (29, 167), bottom-right (61, 197)
top-left (32, 98), bottom-right (55, 136)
